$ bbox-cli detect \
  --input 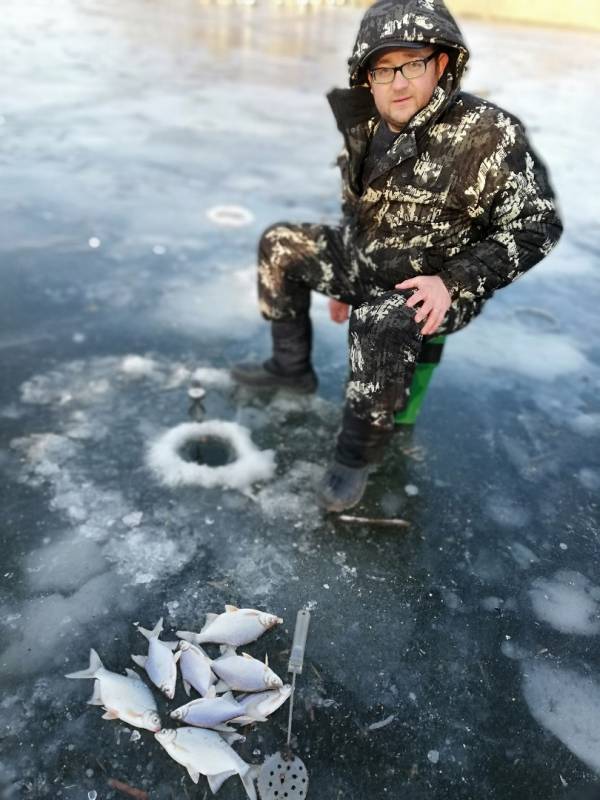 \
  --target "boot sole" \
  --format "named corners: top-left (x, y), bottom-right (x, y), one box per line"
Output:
top-left (230, 369), bottom-right (318, 395)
